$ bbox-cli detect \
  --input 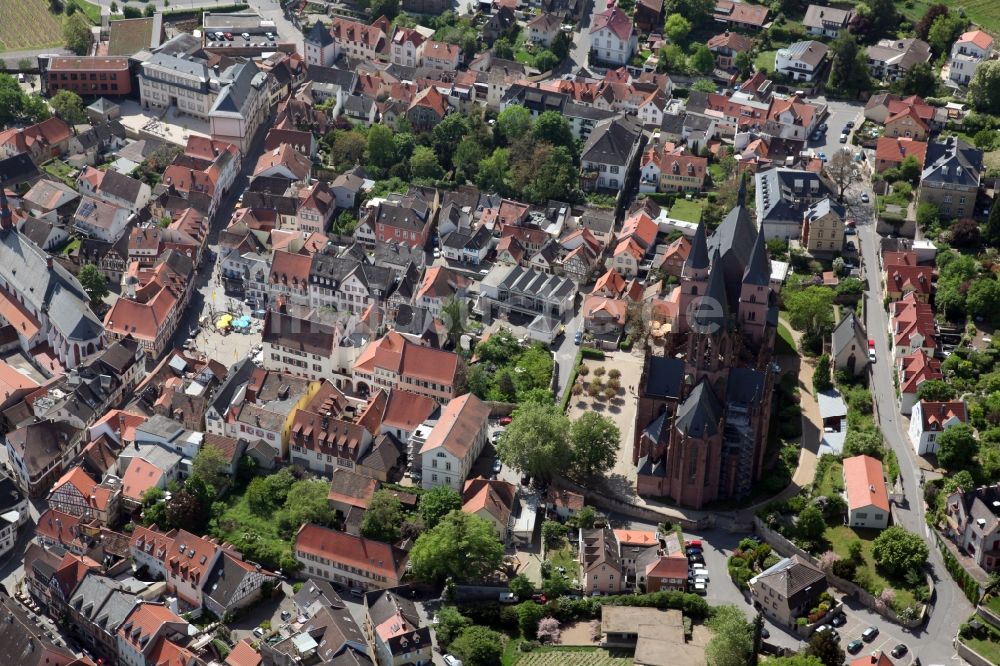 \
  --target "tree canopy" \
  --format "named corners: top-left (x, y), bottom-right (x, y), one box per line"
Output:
top-left (78, 264), bottom-right (109, 306)
top-left (360, 490), bottom-right (403, 543)
top-left (569, 412), bottom-right (621, 478)
top-left (828, 34), bottom-right (871, 96)
top-left (63, 14), bottom-right (93, 55)
top-left (969, 61), bottom-right (1000, 114)
top-left (409, 511), bottom-right (504, 583)
top-left (936, 422), bottom-right (978, 470)
top-left (871, 526), bottom-right (929, 576)
top-left (496, 403), bottom-right (571, 480)
top-left (50, 89), bottom-right (86, 124)
top-left (419, 485), bottom-right (462, 529)
top-left (804, 629), bottom-right (845, 666)
top-left (705, 605), bottom-right (753, 666)
top-left (449, 625), bottom-right (505, 666)
top-left (784, 286), bottom-right (835, 344)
